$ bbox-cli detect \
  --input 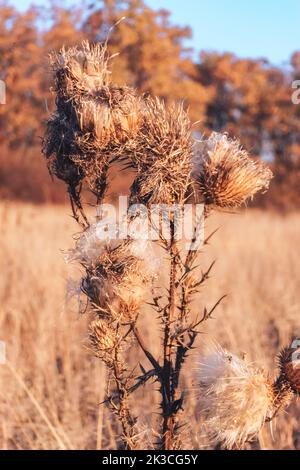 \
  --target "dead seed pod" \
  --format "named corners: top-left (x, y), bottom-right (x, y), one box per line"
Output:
top-left (193, 132), bottom-right (273, 209)
top-left (197, 346), bottom-right (274, 450)
top-left (89, 318), bottom-right (119, 365)
top-left (43, 41), bottom-right (143, 205)
top-left (81, 242), bottom-right (156, 319)
top-left (75, 85), bottom-right (143, 147)
top-left (70, 85), bottom-right (143, 199)
top-left (52, 43), bottom-right (111, 102)
top-left (70, 85), bottom-right (143, 198)
top-left (129, 97), bottom-right (193, 205)
top-left (197, 343), bottom-right (300, 449)
top-left (50, 41), bottom-right (143, 152)
top-left (43, 111), bottom-right (88, 220)
top-left (89, 318), bottom-right (117, 351)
